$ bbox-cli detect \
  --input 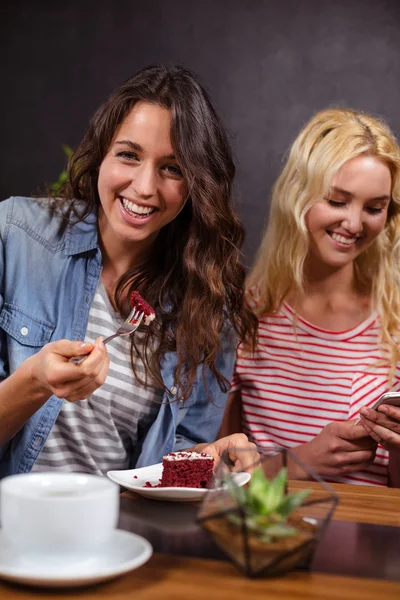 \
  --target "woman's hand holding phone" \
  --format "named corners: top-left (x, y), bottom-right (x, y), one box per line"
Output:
top-left (294, 419), bottom-right (377, 478)
top-left (359, 394), bottom-right (400, 450)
